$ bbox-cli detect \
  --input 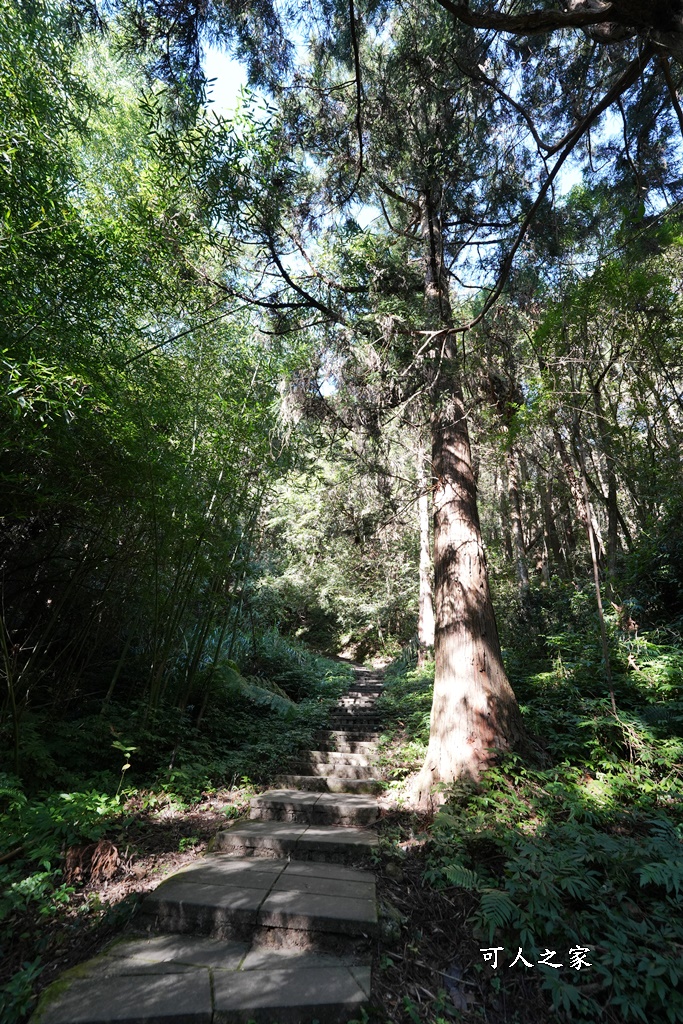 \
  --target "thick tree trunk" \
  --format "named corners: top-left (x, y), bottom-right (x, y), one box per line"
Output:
top-left (412, 395), bottom-right (523, 806)
top-left (417, 439), bottom-right (435, 662)
top-left (411, 184), bottom-right (523, 809)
